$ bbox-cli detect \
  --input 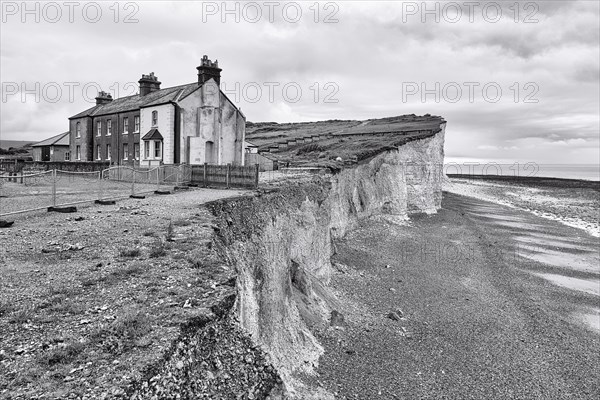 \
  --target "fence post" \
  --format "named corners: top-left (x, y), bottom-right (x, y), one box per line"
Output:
top-left (131, 167), bottom-right (136, 196)
top-left (19, 170), bottom-right (23, 184)
top-left (52, 169), bottom-right (57, 206)
top-left (226, 164), bottom-right (231, 189)
top-left (203, 163), bottom-right (207, 188)
top-left (156, 166), bottom-right (161, 191)
top-left (98, 170), bottom-right (103, 201)
top-left (255, 164), bottom-right (259, 189)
